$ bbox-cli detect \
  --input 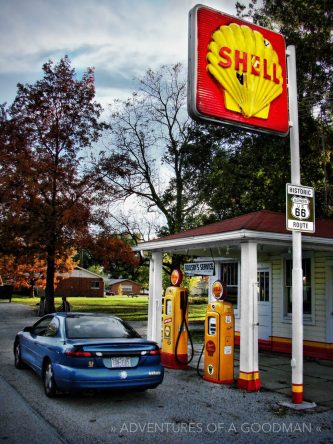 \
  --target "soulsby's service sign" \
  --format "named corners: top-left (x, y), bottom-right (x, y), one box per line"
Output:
top-left (188, 5), bottom-right (289, 136)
